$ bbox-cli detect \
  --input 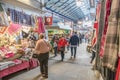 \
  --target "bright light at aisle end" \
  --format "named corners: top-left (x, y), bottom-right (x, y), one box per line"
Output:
top-left (76, 0), bottom-right (84, 7)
